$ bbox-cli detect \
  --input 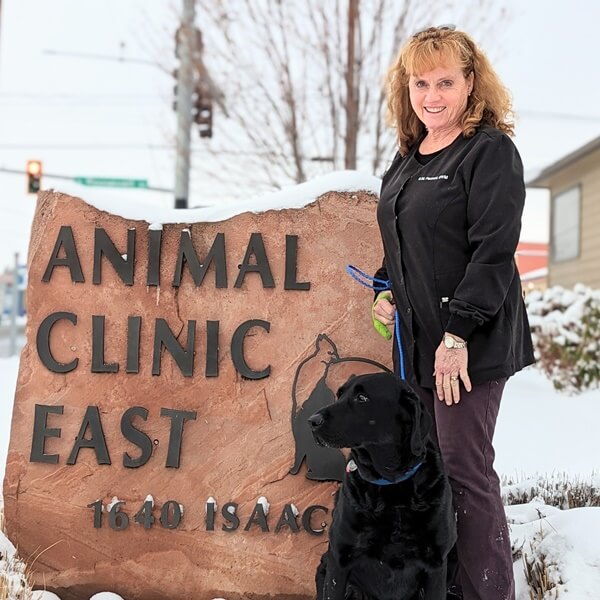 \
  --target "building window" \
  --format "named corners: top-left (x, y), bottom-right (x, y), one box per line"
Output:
top-left (551, 185), bottom-right (581, 263)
